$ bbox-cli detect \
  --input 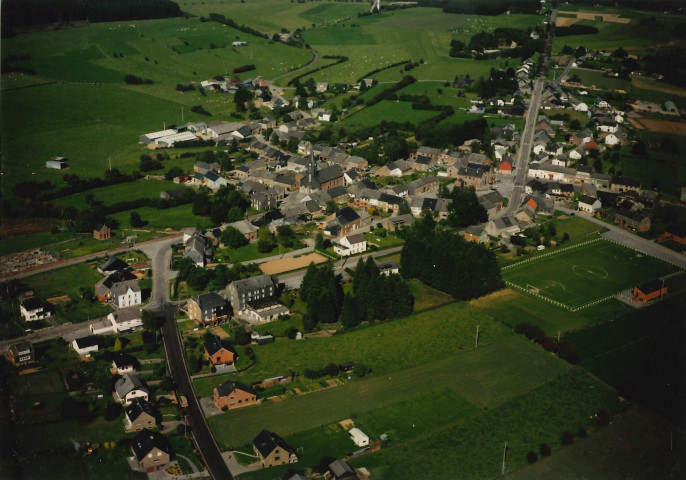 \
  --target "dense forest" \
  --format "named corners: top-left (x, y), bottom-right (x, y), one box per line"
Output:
top-left (401, 218), bottom-right (503, 300)
top-left (2, 0), bottom-right (180, 30)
